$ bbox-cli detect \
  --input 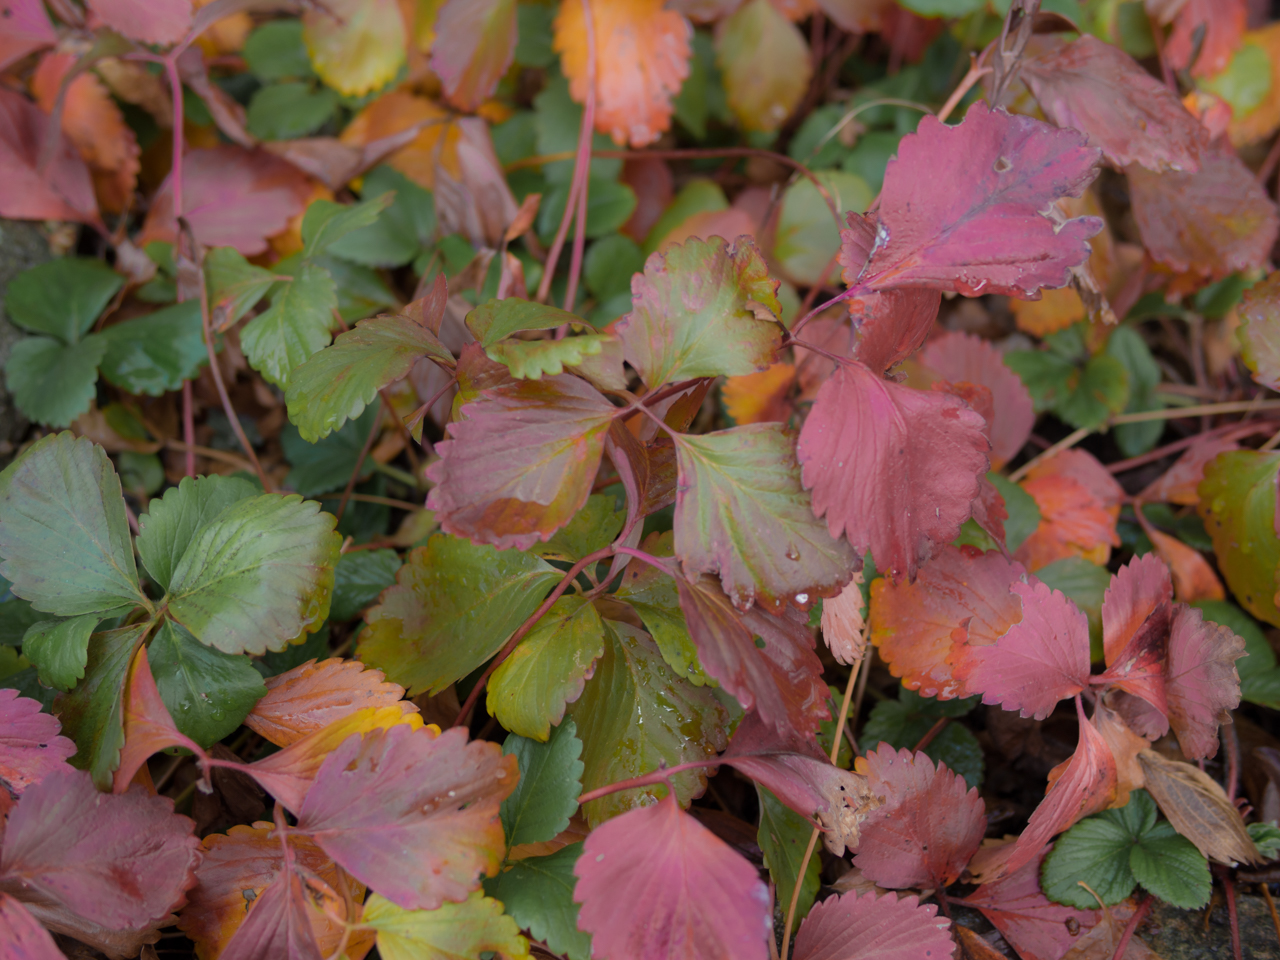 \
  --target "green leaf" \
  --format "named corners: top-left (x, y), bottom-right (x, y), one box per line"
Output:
top-left (1042, 789), bottom-right (1154, 908)
top-left (569, 620), bottom-right (728, 826)
top-left (280, 405), bottom-right (380, 496)
top-left (58, 622), bottom-right (148, 789)
top-left (538, 177), bottom-right (637, 243)
top-left (98, 300), bottom-right (207, 395)
top-left (6, 258), bottom-right (122, 343)
top-left (21, 615), bottom-right (100, 691)
top-left (674, 425), bottom-right (857, 609)
top-left (1201, 43), bottom-right (1272, 117)
top-left (256, 622), bottom-right (329, 678)
top-left (514, 3), bottom-right (555, 67)
top-left (330, 548), bottom-right (401, 622)
top-left (758, 784), bottom-right (821, 922)
top-left (4, 335), bottom-right (105, 428)
top-left (240, 263), bottom-right (339, 388)
top-left (1056, 353), bottom-right (1130, 431)
top-left (488, 333), bottom-right (612, 380)
top-left (206, 247), bottom-right (281, 327)
top-left (1199, 451), bottom-right (1280, 627)
top-left (500, 720), bottom-right (584, 847)
top-left (1108, 325), bottom-right (1164, 456)
top-left (322, 254), bottom-right (400, 322)
top-left (532, 494), bottom-right (625, 564)
top-left (1128, 821), bottom-right (1211, 909)
top-left (244, 18), bottom-right (314, 81)
top-left (165, 493), bottom-right (340, 655)
top-left (326, 165), bottom-right (436, 268)
top-left (483, 844), bottom-right (591, 960)
top-left (533, 74), bottom-right (621, 185)
top-left (1248, 821), bottom-right (1280, 860)
top-left (301, 193), bottom-right (395, 262)
top-left (774, 171), bottom-right (872, 286)
top-left (246, 81), bottom-right (338, 140)
top-left (148, 619), bottom-right (266, 748)
top-left (361, 890), bottom-right (528, 960)
top-left (488, 596), bottom-right (606, 741)
top-left (0, 433), bottom-right (143, 616)
top-left (285, 315), bottom-right (453, 442)
top-left (618, 236), bottom-right (782, 389)
top-left (137, 475), bottom-right (259, 593)
top-left (614, 532), bottom-right (708, 685)
top-left (860, 688), bottom-right (984, 789)
top-left (584, 234), bottom-right (644, 302)
top-left (357, 533), bottom-right (561, 696)
top-left (988, 473), bottom-right (1041, 554)
top-left (0, 597), bottom-right (44, 646)
top-left (896, 0), bottom-right (983, 15)
top-left (642, 178), bottom-right (727, 255)
top-left (466, 298), bottom-right (582, 347)
top-left (1004, 349), bottom-right (1078, 414)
